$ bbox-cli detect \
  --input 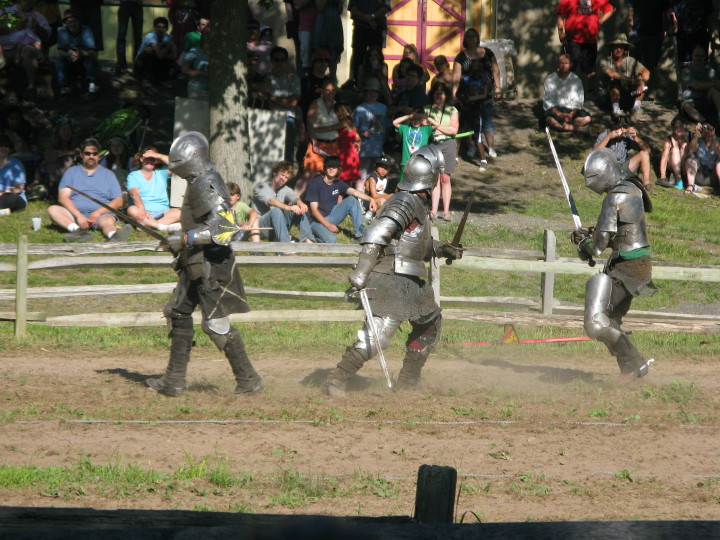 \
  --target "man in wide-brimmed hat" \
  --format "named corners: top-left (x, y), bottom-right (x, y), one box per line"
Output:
top-left (599, 33), bottom-right (650, 120)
